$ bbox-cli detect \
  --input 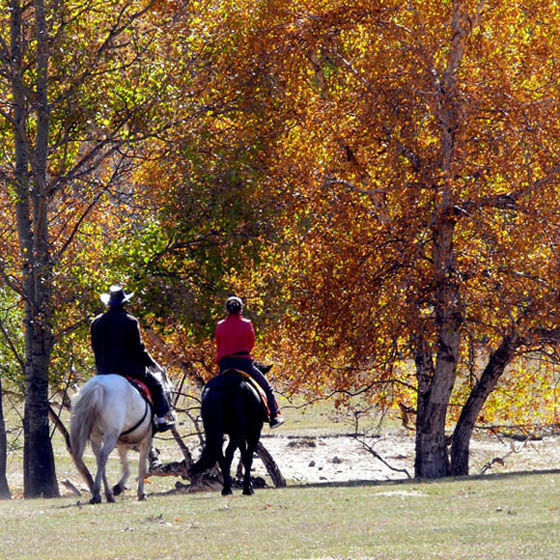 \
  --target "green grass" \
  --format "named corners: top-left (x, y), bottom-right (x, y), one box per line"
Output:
top-left (4, 396), bottom-right (560, 558)
top-left (1, 473), bottom-right (560, 559)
